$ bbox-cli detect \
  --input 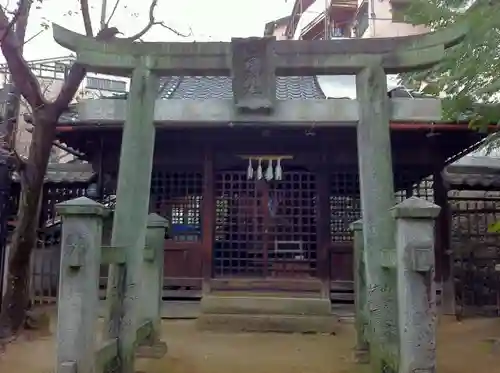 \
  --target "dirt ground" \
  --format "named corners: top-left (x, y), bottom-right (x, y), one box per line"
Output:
top-left (2, 316), bottom-right (500, 373)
